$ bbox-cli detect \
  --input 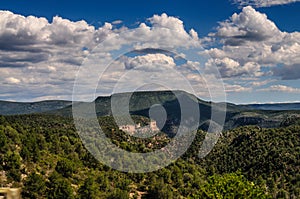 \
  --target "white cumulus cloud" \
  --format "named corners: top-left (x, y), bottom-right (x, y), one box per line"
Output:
top-left (0, 11), bottom-right (202, 101)
top-left (124, 53), bottom-right (176, 71)
top-left (205, 57), bottom-right (262, 78)
top-left (233, 0), bottom-right (300, 7)
top-left (206, 6), bottom-right (300, 80)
